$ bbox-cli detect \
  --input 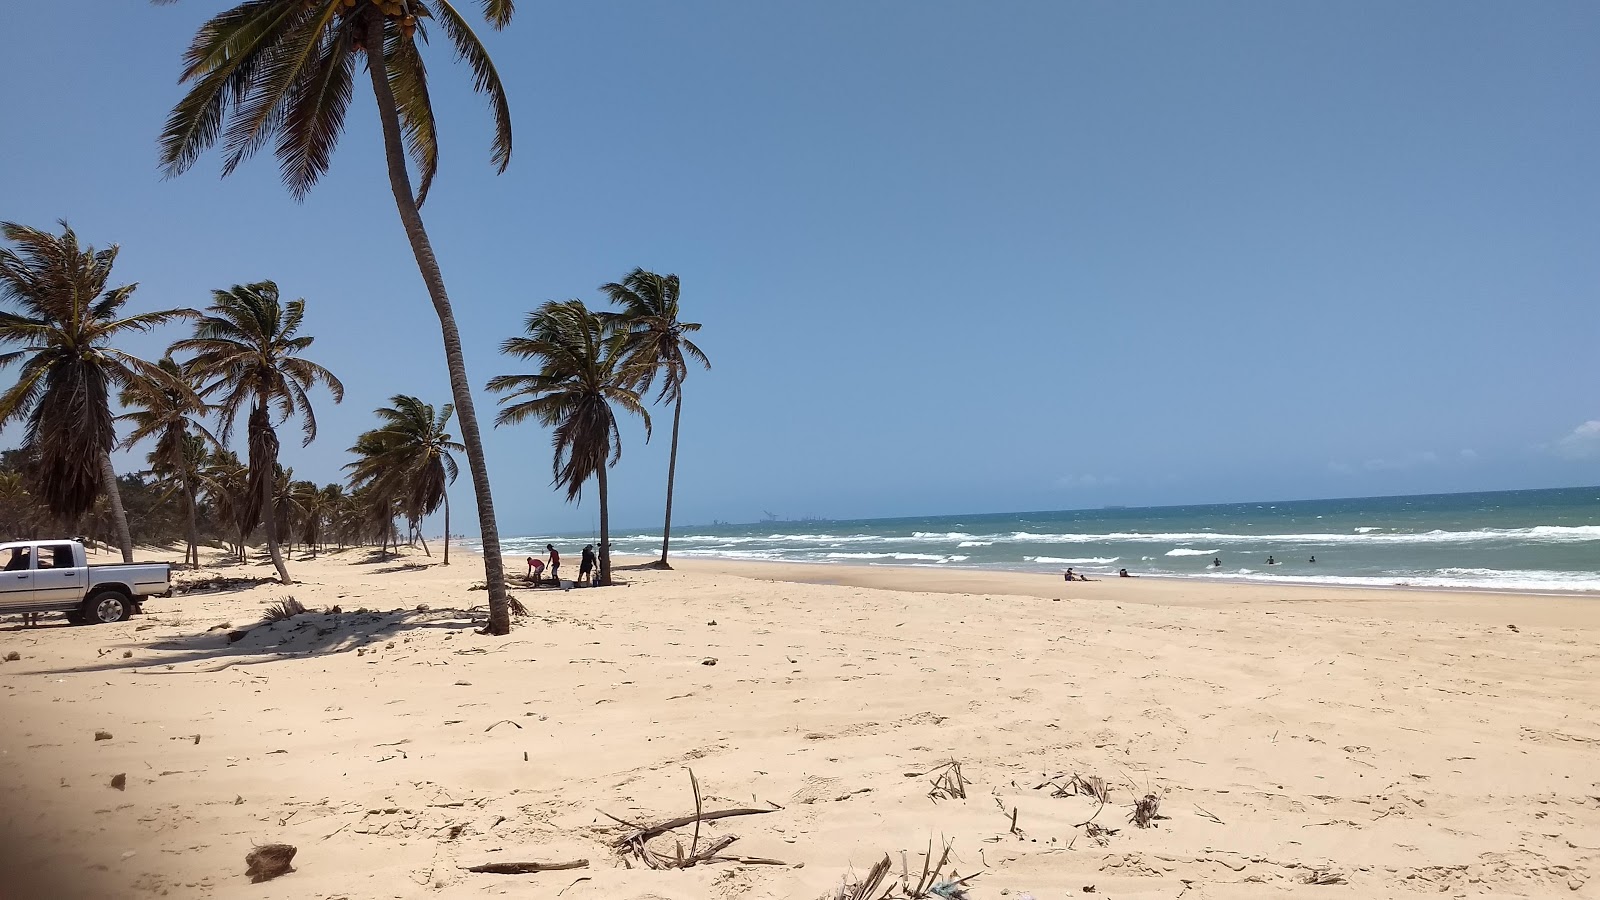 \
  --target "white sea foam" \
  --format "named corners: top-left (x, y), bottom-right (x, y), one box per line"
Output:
top-left (1354, 526), bottom-right (1381, 533)
top-left (957, 541), bottom-right (995, 547)
top-left (1001, 526), bottom-right (1600, 545)
top-left (1025, 556), bottom-right (1119, 565)
top-left (1217, 568), bottom-right (1600, 593)
top-left (1164, 548), bottom-right (1217, 557)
